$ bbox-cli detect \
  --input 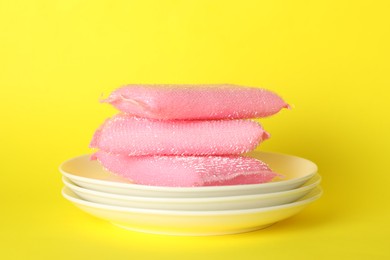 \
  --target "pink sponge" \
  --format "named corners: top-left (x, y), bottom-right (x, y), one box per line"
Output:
top-left (92, 151), bottom-right (279, 187)
top-left (90, 114), bottom-right (269, 156)
top-left (102, 84), bottom-right (289, 120)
